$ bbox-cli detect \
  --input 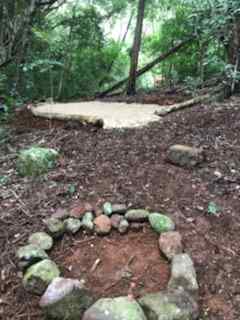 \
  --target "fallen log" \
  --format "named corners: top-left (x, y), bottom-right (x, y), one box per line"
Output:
top-left (98, 37), bottom-right (195, 97)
